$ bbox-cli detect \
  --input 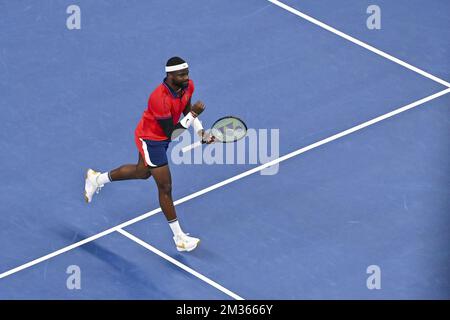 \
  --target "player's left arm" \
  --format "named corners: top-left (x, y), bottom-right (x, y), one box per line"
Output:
top-left (182, 100), bottom-right (193, 116)
top-left (183, 100), bottom-right (214, 144)
top-left (183, 80), bottom-right (202, 135)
